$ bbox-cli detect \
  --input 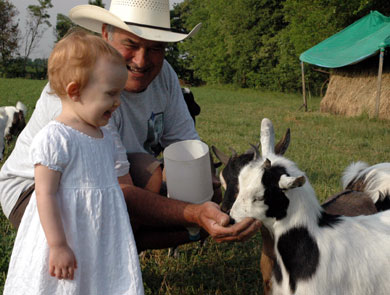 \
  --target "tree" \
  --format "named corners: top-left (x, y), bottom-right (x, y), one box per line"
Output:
top-left (179, 0), bottom-right (287, 87)
top-left (22, 0), bottom-right (53, 74)
top-left (88, 0), bottom-right (105, 8)
top-left (54, 0), bottom-right (105, 42)
top-left (54, 13), bottom-right (74, 43)
top-left (0, 0), bottom-right (20, 76)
